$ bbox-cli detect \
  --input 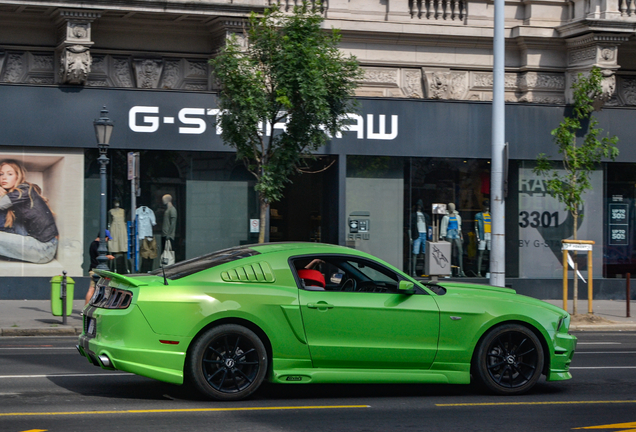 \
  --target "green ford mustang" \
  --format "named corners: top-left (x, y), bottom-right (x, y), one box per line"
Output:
top-left (78, 242), bottom-right (576, 400)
